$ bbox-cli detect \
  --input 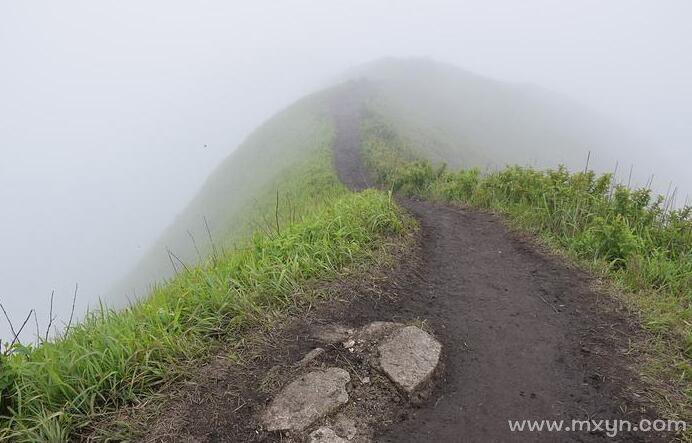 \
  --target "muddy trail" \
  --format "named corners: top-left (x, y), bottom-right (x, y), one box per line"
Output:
top-left (139, 91), bottom-right (668, 443)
